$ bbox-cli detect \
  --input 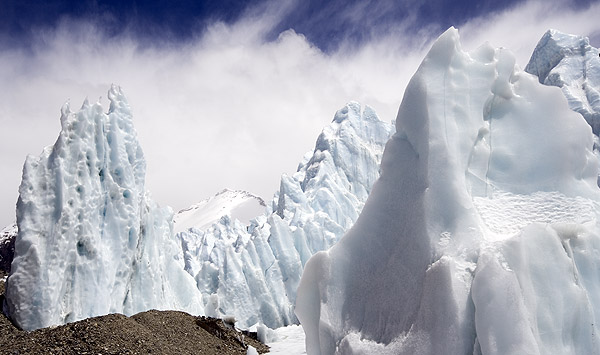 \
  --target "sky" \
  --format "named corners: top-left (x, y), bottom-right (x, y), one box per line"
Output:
top-left (1, 0), bottom-right (600, 227)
